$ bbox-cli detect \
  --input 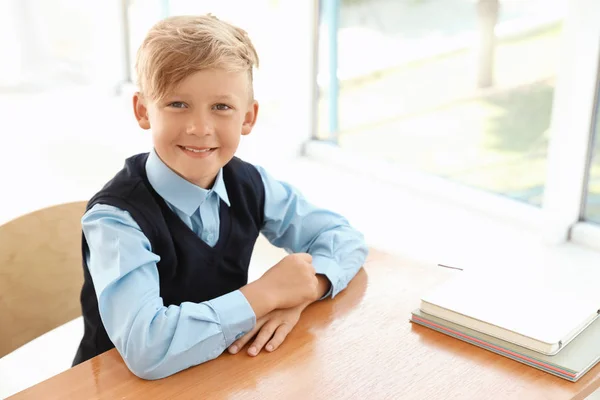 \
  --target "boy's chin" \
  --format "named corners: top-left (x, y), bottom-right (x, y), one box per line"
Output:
top-left (180, 168), bottom-right (220, 188)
